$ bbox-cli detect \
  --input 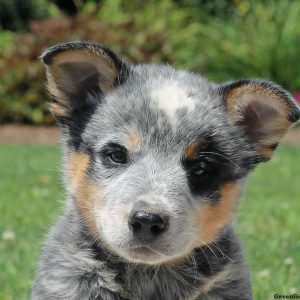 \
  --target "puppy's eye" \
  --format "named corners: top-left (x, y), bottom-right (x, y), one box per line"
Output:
top-left (107, 150), bottom-right (127, 164)
top-left (191, 161), bottom-right (212, 178)
top-left (101, 143), bottom-right (128, 165)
